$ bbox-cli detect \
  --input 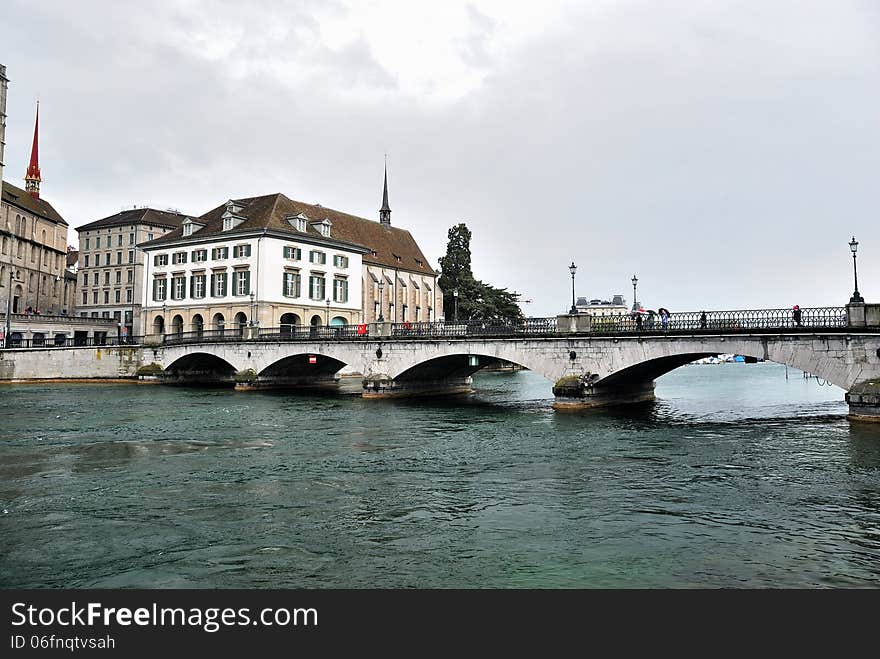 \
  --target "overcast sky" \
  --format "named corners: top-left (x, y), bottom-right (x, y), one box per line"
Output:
top-left (3, 0), bottom-right (878, 315)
